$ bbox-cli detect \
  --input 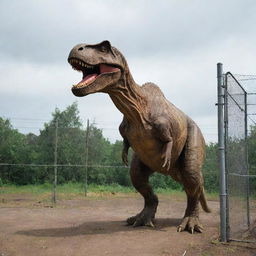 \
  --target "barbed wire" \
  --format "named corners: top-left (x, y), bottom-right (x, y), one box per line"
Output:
top-left (0, 163), bottom-right (129, 168)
